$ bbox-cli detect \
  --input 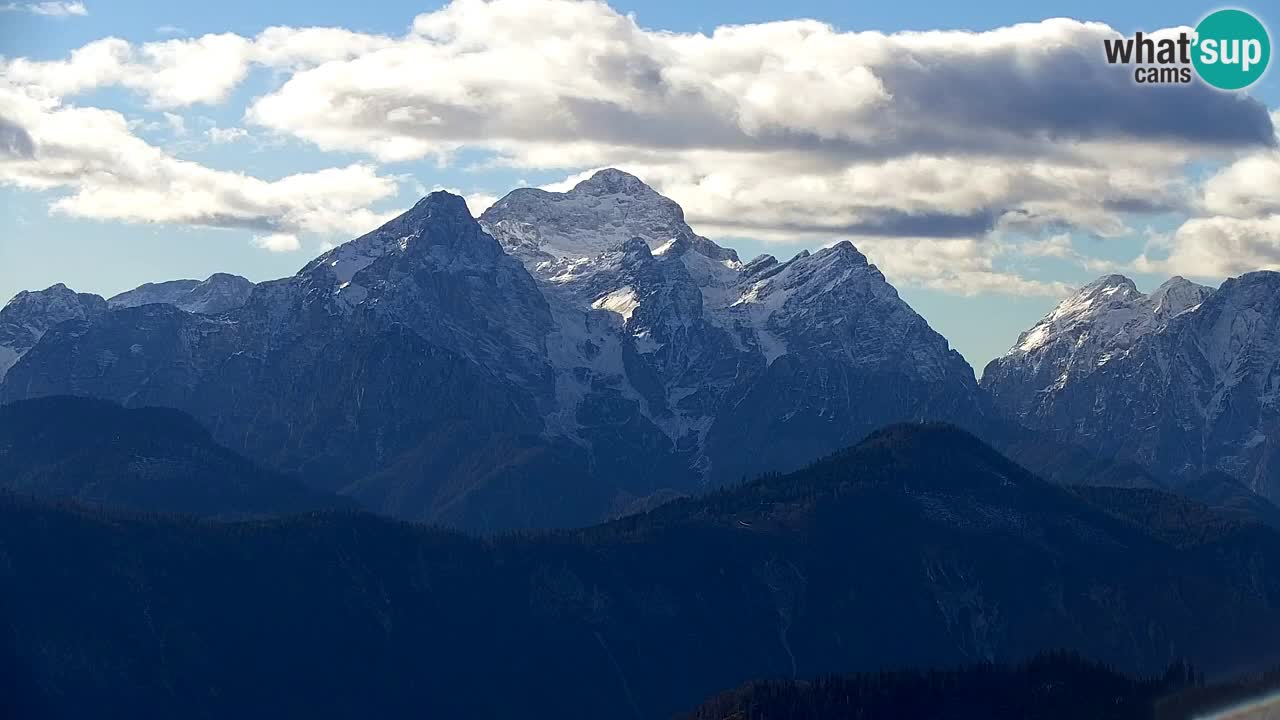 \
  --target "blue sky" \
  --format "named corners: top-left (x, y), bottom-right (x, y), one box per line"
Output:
top-left (1, 0), bottom-right (1278, 371)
